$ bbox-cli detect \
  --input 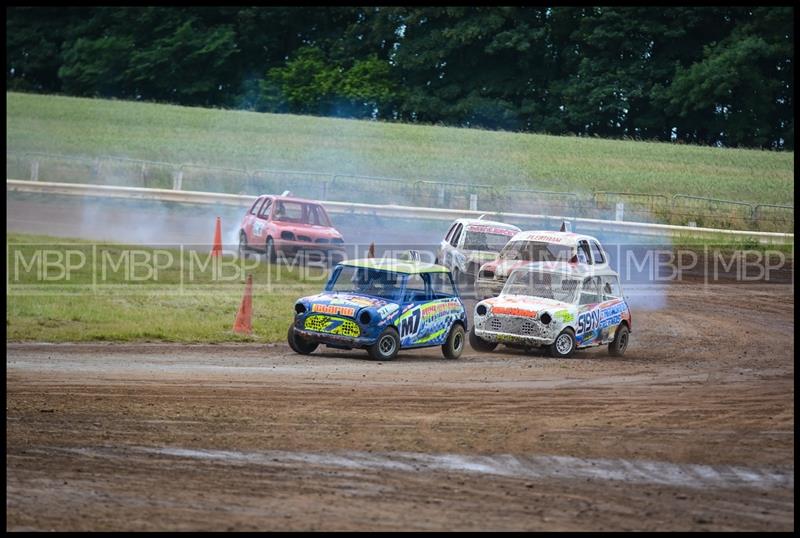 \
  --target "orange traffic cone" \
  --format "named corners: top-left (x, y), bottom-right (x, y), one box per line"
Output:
top-left (367, 242), bottom-right (375, 258)
top-left (211, 217), bottom-right (222, 257)
top-left (233, 274), bottom-right (253, 335)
